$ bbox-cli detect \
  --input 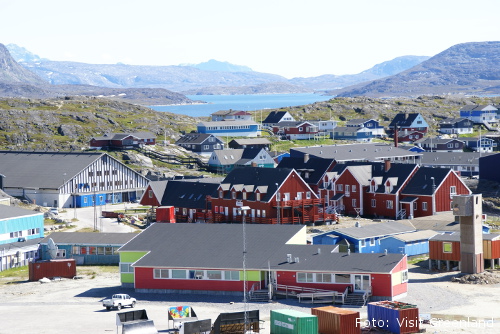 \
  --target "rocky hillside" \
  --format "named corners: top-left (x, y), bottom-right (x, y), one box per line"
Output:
top-left (0, 97), bottom-right (198, 151)
top-left (333, 41), bottom-right (500, 97)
